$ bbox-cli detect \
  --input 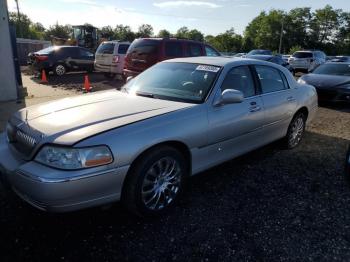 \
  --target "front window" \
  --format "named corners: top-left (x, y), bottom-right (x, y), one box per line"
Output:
top-left (312, 63), bottom-right (350, 76)
top-left (124, 62), bottom-right (221, 103)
